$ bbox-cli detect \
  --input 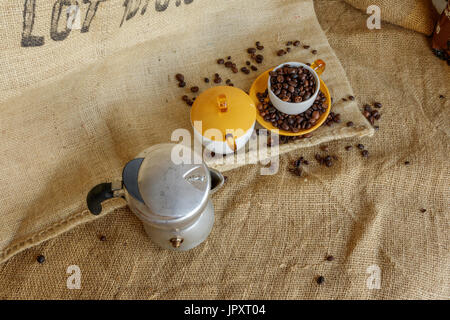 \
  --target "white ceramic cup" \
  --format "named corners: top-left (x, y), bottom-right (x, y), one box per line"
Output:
top-left (268, 62), bottom-right (321, 115)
